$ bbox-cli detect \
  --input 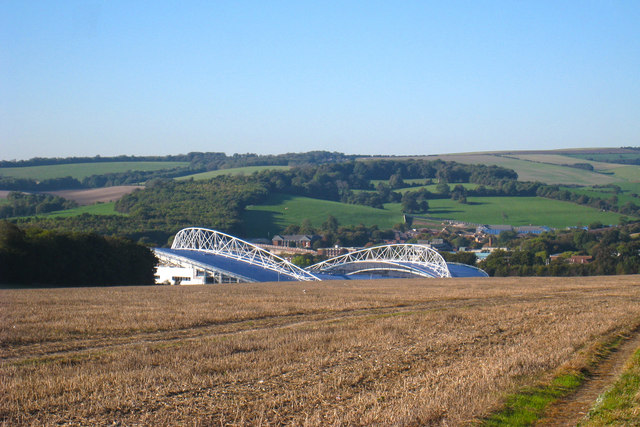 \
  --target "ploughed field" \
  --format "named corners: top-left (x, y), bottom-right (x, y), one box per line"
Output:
top-left (2, 276), bottom-right (640, 425)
